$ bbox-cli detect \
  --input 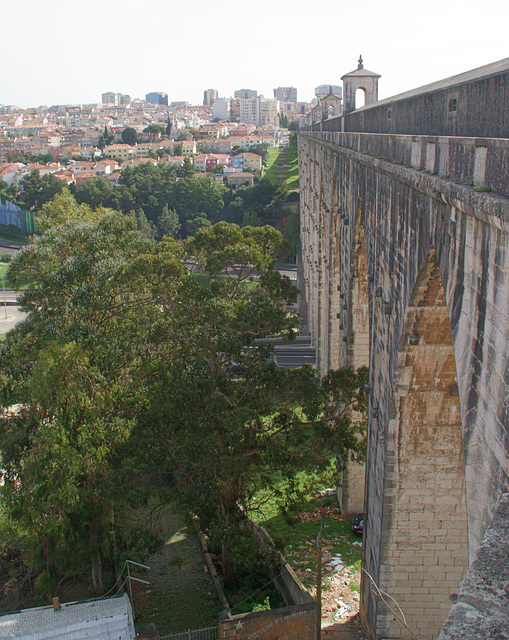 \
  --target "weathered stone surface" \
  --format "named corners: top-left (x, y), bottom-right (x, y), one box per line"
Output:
top-left (455, 493), bottom-right (509, 614)
top-left (438, 603), bottom-right (509, 640)
top-left (438, 494), bottom-right (509, 639)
